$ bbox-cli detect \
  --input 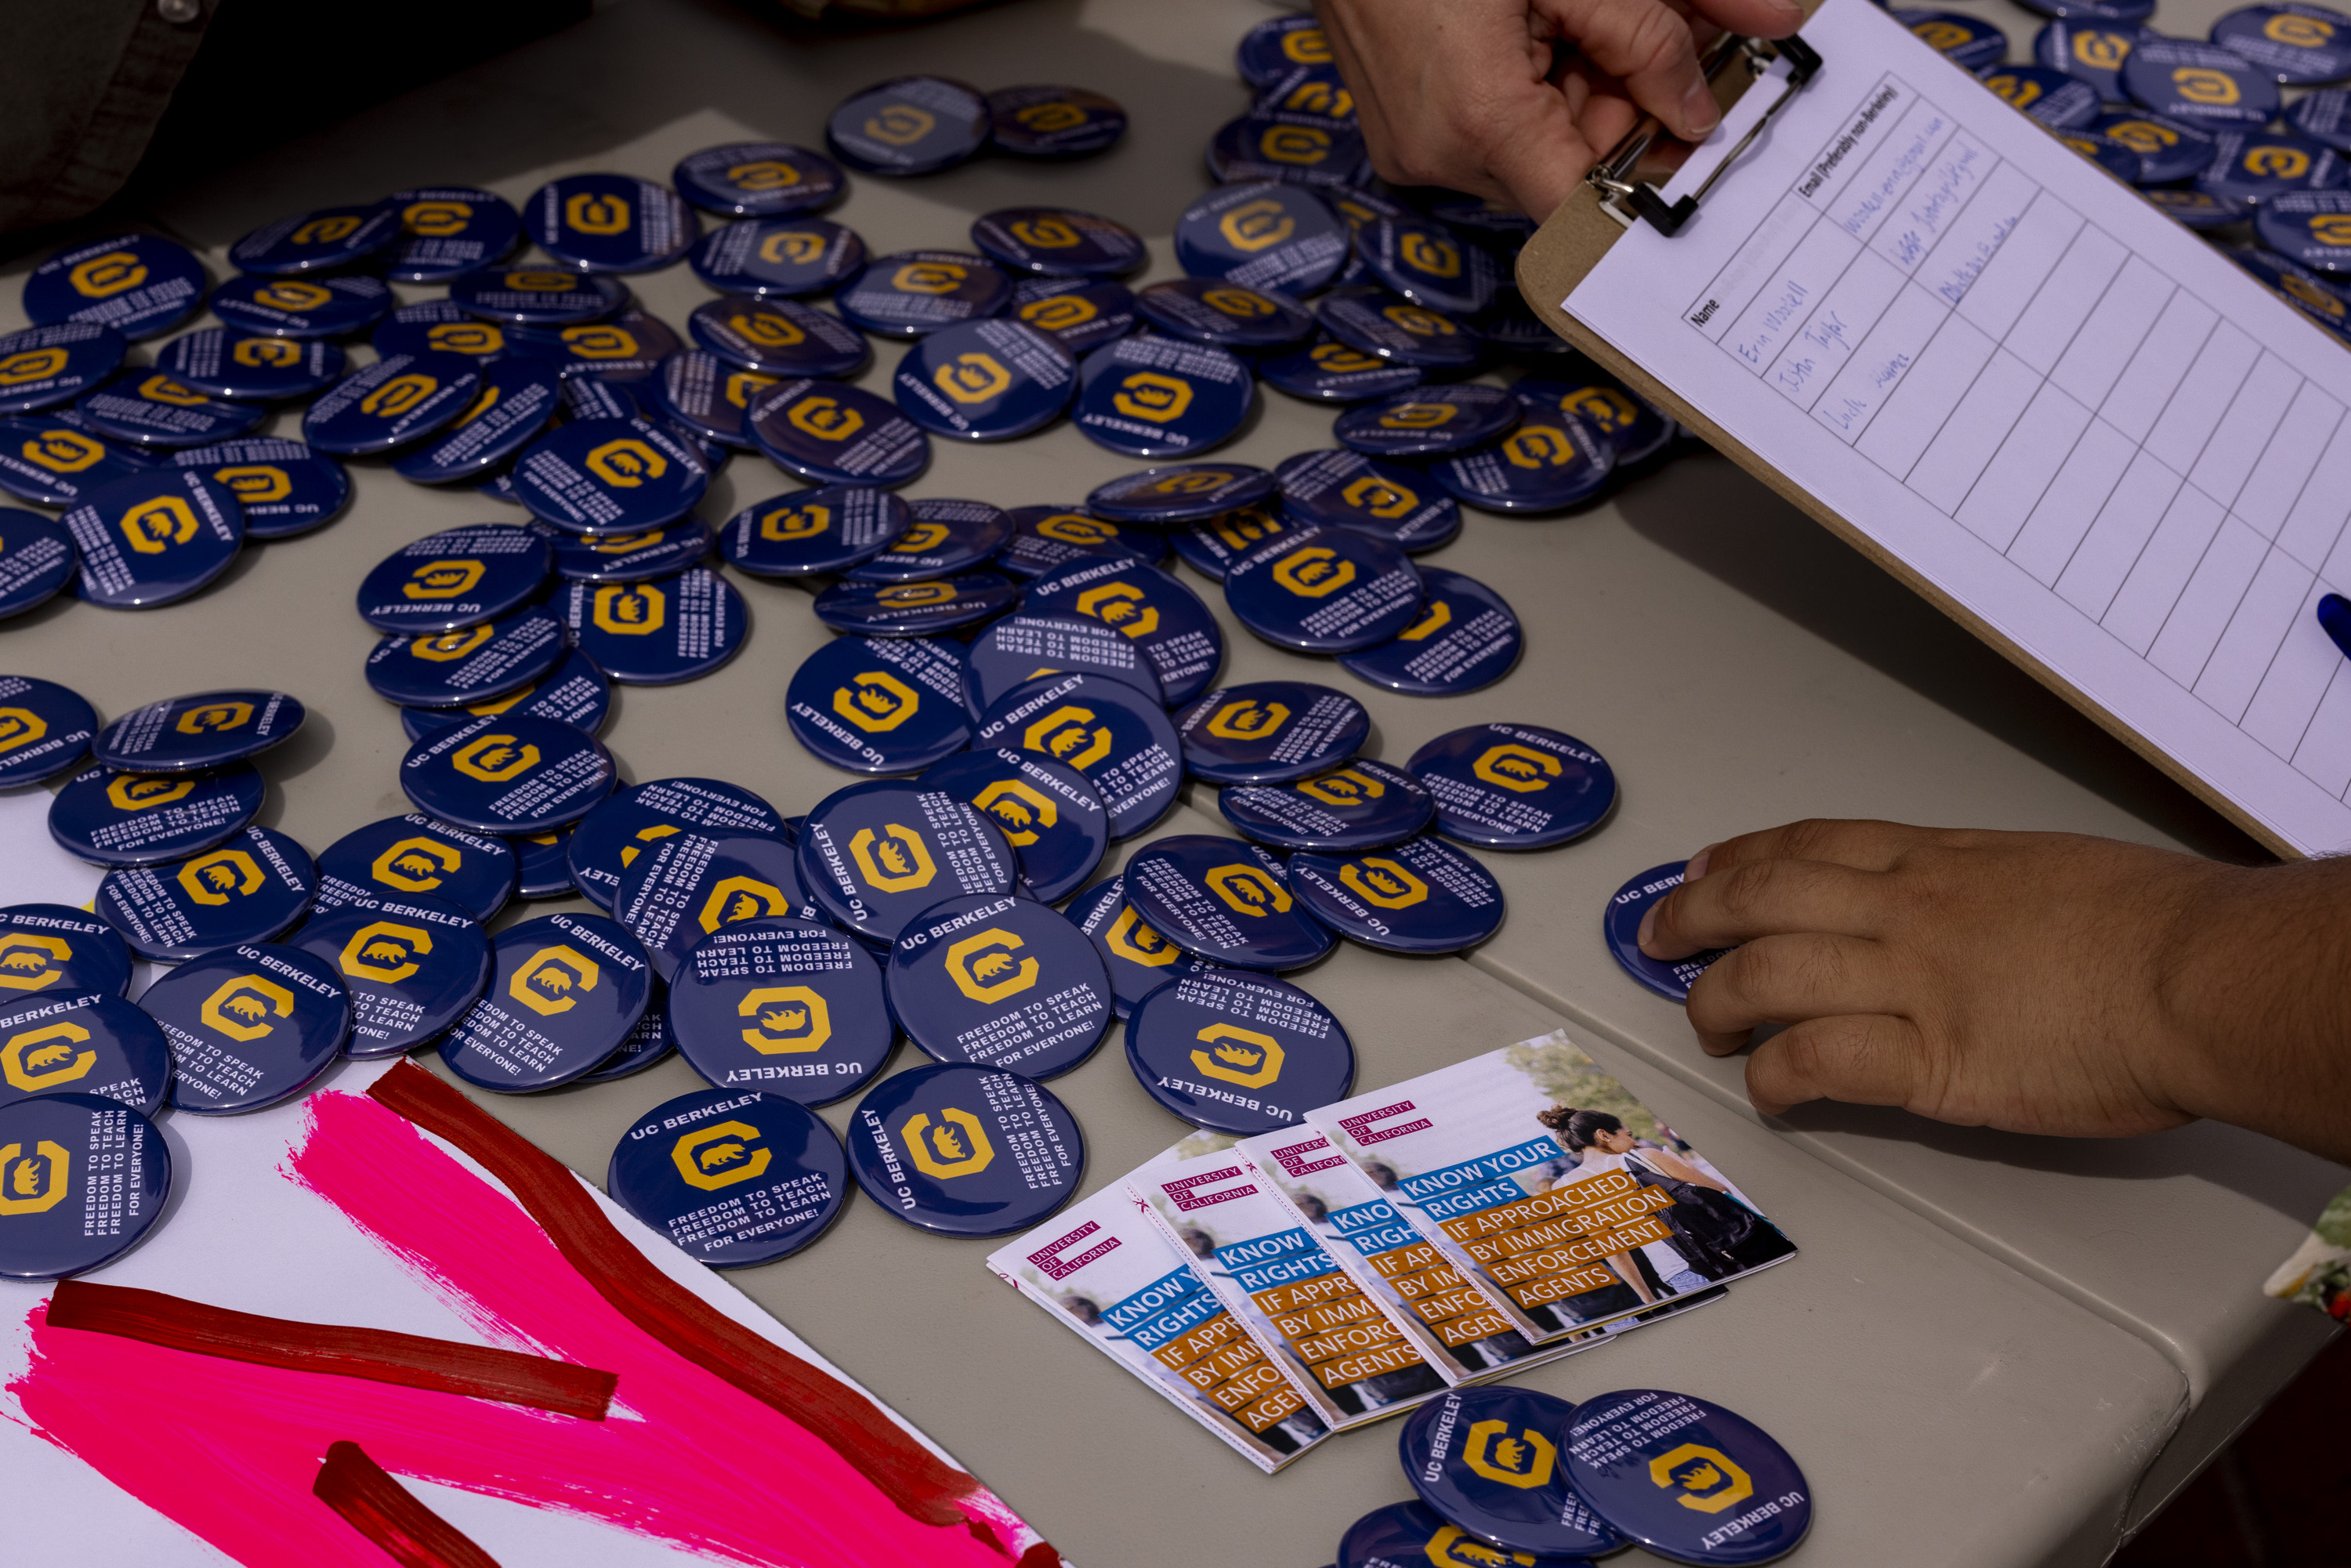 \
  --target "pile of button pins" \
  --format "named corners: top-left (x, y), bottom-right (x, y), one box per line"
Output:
top-left (1896, 0), bottom-right (2351, 339)
top-left (1325, 1385), bottom-right (1812, 1566)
